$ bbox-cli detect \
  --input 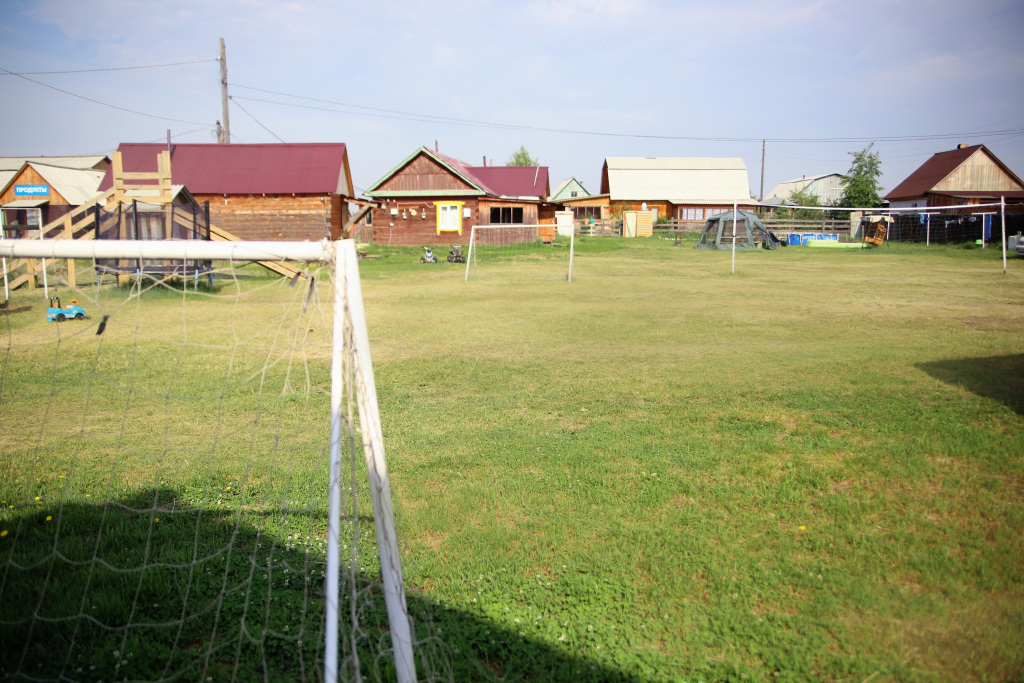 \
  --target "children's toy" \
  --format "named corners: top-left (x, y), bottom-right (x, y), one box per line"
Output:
top-left (447, 245), bottom-right (465, 263)
top-left (46, 296), bottom-right (87, 322)
top-left (420, 247), bottom-right (438, 263)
